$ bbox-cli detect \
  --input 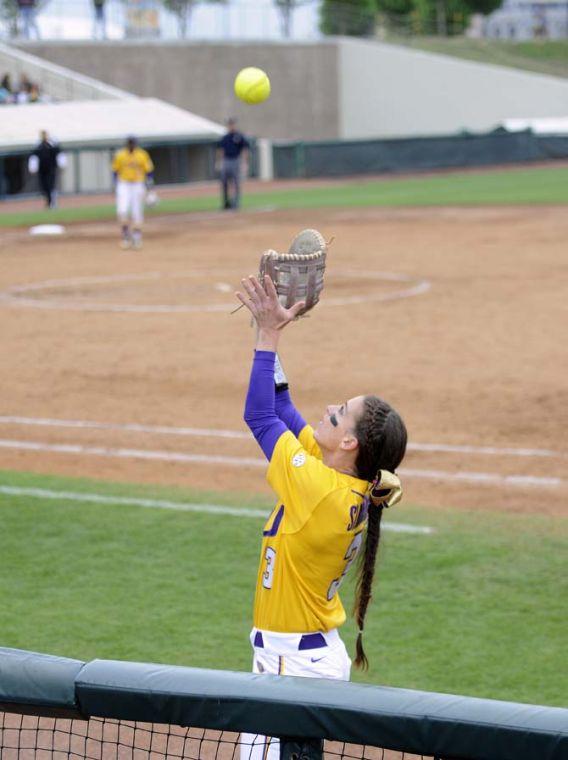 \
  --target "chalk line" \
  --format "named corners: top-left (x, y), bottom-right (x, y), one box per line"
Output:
top-left (0, 486), bottom-right (434, 535)
top-left (0, 416), bottom-right (563, 459)
top-left (0, 439), bottom-right (562, 489)
top-left (0, 269), bottom-right (430, 314)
